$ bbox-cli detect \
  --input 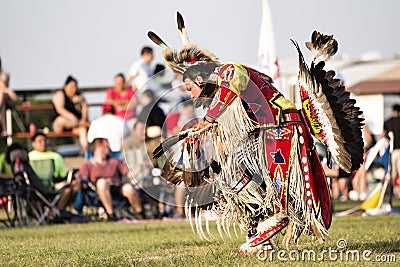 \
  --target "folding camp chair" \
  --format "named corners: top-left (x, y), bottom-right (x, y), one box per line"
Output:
top-left (29, 159), bottom-right (56, 189)
top-left (6, 144), bottom-right (75, 225)
top-left (0, 176), bottom-right (17, 227)
top-left (75, 151), bottom-right (139, 220)
top-left (74, 179), bottom-right (138, 221)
